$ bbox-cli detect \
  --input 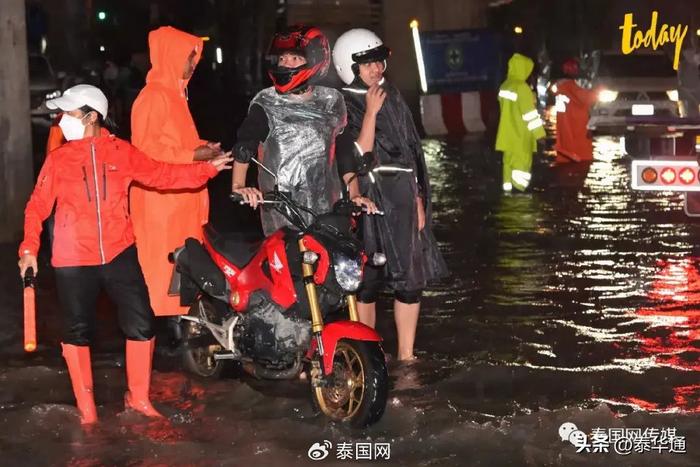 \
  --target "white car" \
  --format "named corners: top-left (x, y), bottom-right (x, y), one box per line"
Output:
top-left (587, 52), bottom-right (679, 133)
